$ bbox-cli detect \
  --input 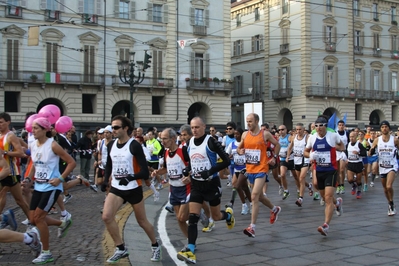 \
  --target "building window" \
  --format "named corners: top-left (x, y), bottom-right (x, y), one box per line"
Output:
top-left (152, 96), bottom-right (162, 115)
top-left (373, 33), bottom-right (380, 49)
top-left (373, 70), bottom-right (380, 90)
top-left (46, 43), bottom-right (58, 73)
top-left (46, 0), bottom-right (57, 10)
top-left (83, 45), bottom-right (95, 83)
top-left (194, 53), bottom-right (204, 79)
top-left (252, 35), bottom-right (263, 52)
top-left (233, 40), bottom-right (243, 56)
top-left (7, 39), bottom-right (19, 80)
top-left (252, 72), bottom-right (262, 99)
top-left (4, 91), bottom-right (19, 112)
top-left (326, 0), bottom-right (332, 12)
top-left (236, 13), bottom-right (241, 27)
top-left (152, 50), bottom-right (163, 81)
top-left (282, 0), bottom-right (288, 15)
top-left (119, 1), bottom-right (129, 19)
top-left (325, 65), bottom-right (337, 87)
top-left (153, 4), bottom-right (162, 22)
top-left (119, 48), bottom-right (130, 61)
top-left (278, 67), bottom-right (290, 89)
top-left (392, 71), bottom-right (398, 91)
top-left (234, 75), bottom-right (243, 95)
top-left (354, 0), bottom-right (359, 17)
top-left (84, 0), bottom-right (95, 14)
top-left (355, 68), bottom-right (362, 89)
top-left (195, 8), bottom-right (204, 26)
top-left (392, 7), bottom-right (397, 24)
top-left (255, 7), bottom-right (260, 21)
top-left (326, 26), bottom-right (333, 42)
top-left (373, 3), bottom-right (379, 21)
top-left (82, 94), bottom-right (95, 114)
top-left (392, 35), bottom-right (399, 51)
top-left (355, 103), bottom-right (361, 120)
top-left (355, 30), bottom-right (361, 46)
